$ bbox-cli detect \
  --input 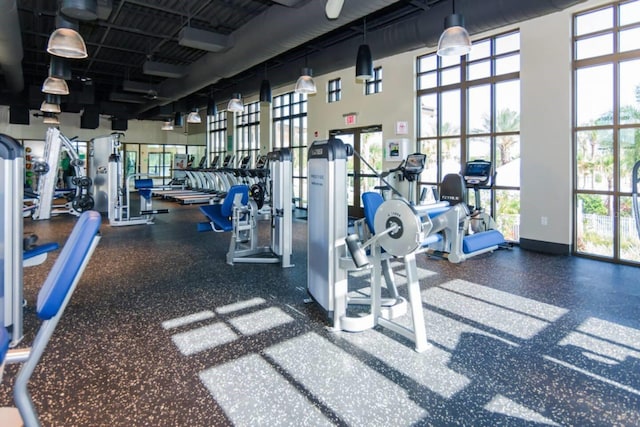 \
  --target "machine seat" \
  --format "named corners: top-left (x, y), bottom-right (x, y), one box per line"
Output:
top-left (198, 185), bottom-right (249, 232)
top-left (23, 242), bottom-right (59, 261)
top-left (463, 229), bottom-right (505, 254)
top-left (1, 210), bottom-right (101, 426)
top-left (134, 179), bottom-right (154, 201)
